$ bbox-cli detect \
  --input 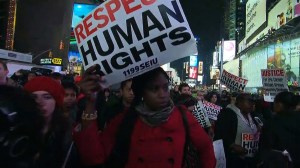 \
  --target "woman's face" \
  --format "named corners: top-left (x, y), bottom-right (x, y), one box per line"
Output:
top-left (210, 94), bottom-right (218, 104)
top-left (32, 91), bottom-right (56, 120)
top-left (143, 73), bottom-right (170, 111)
